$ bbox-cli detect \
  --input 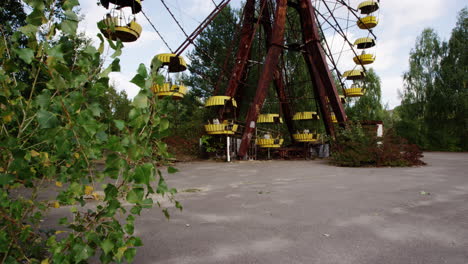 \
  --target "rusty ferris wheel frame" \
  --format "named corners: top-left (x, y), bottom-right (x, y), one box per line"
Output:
top-left (220, 0), bottom-right (348, 158)
top-left (152, 0), bottom-right (364, 159)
